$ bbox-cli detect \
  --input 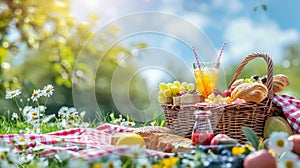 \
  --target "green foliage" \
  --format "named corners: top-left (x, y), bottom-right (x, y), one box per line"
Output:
top-left (253, 0), bottom-right (268, 11)
top-left (242, 126), bottom-right (259, 150)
